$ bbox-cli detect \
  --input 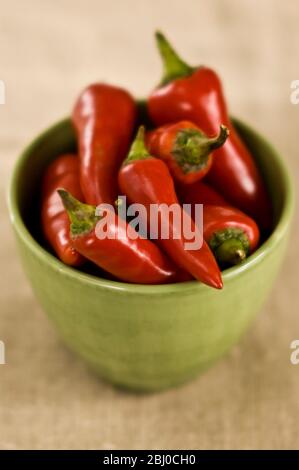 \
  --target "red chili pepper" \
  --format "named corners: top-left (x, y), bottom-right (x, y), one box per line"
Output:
top-left (72, 83), bottom-right (137, 206)
top-left (203, 205), bottom-right (260, 266)
top-left (177, 181), bottom-right (229, 207)
top-left (41, 154), bottom-right (85, 266)
top-left (58, 190), bottom-right (181, 285)
top-left (177, 181), bottom-right (259, 264)
top-left (146, 120), bottom-right (229, 184)
top-left (118, 126), bottom-right (223, 289)
top-left (148, 32), bottom-right (272, 230)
